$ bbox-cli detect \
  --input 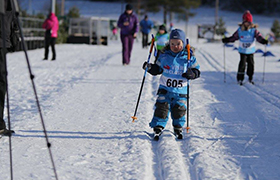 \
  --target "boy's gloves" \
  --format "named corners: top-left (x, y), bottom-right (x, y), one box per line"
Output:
top-left (142, 62), bottom-right (152, 71)
top-left (260, 39), bottom-right (268, 45)
top-left (222, 37), bottom-right (230, 43)
top-left (142, 62), bottom-right (163, 75)
top-left (182, 68), bottom-right (195, 80)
